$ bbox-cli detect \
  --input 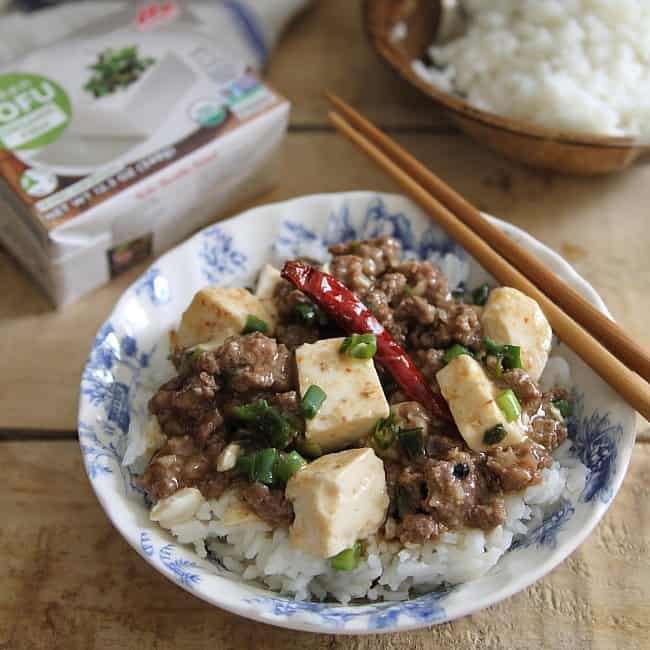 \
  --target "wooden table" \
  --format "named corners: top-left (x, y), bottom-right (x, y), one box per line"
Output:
top-left (1, 3), bottom-right (648, 648)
